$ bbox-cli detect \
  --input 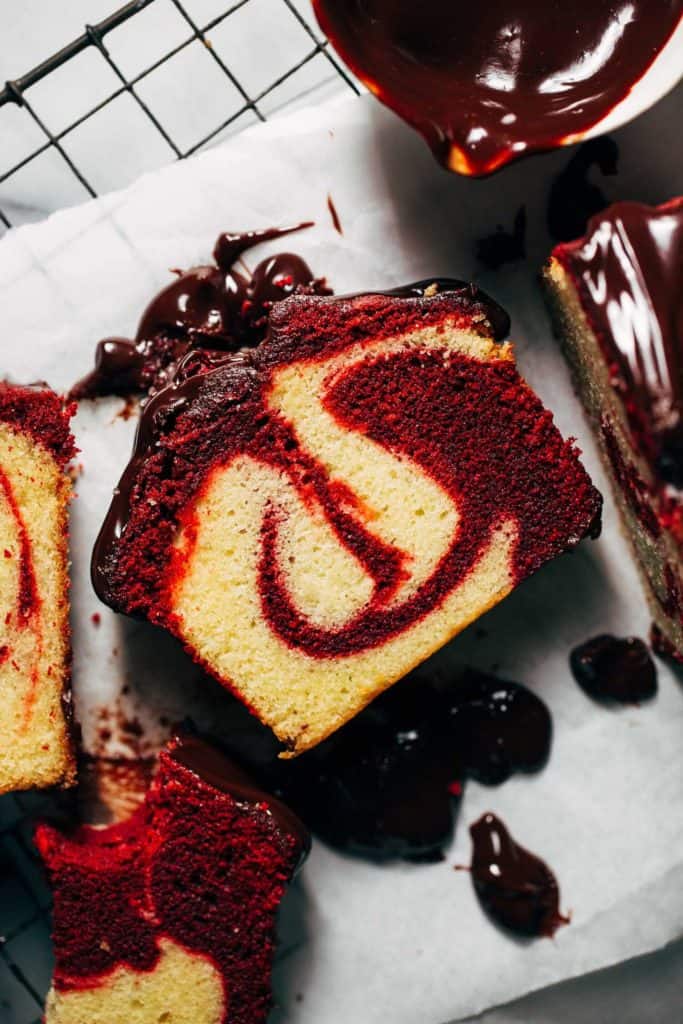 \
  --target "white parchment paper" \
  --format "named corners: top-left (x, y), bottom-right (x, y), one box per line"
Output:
top-left (0, 88), bottom-right (682, 1023)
